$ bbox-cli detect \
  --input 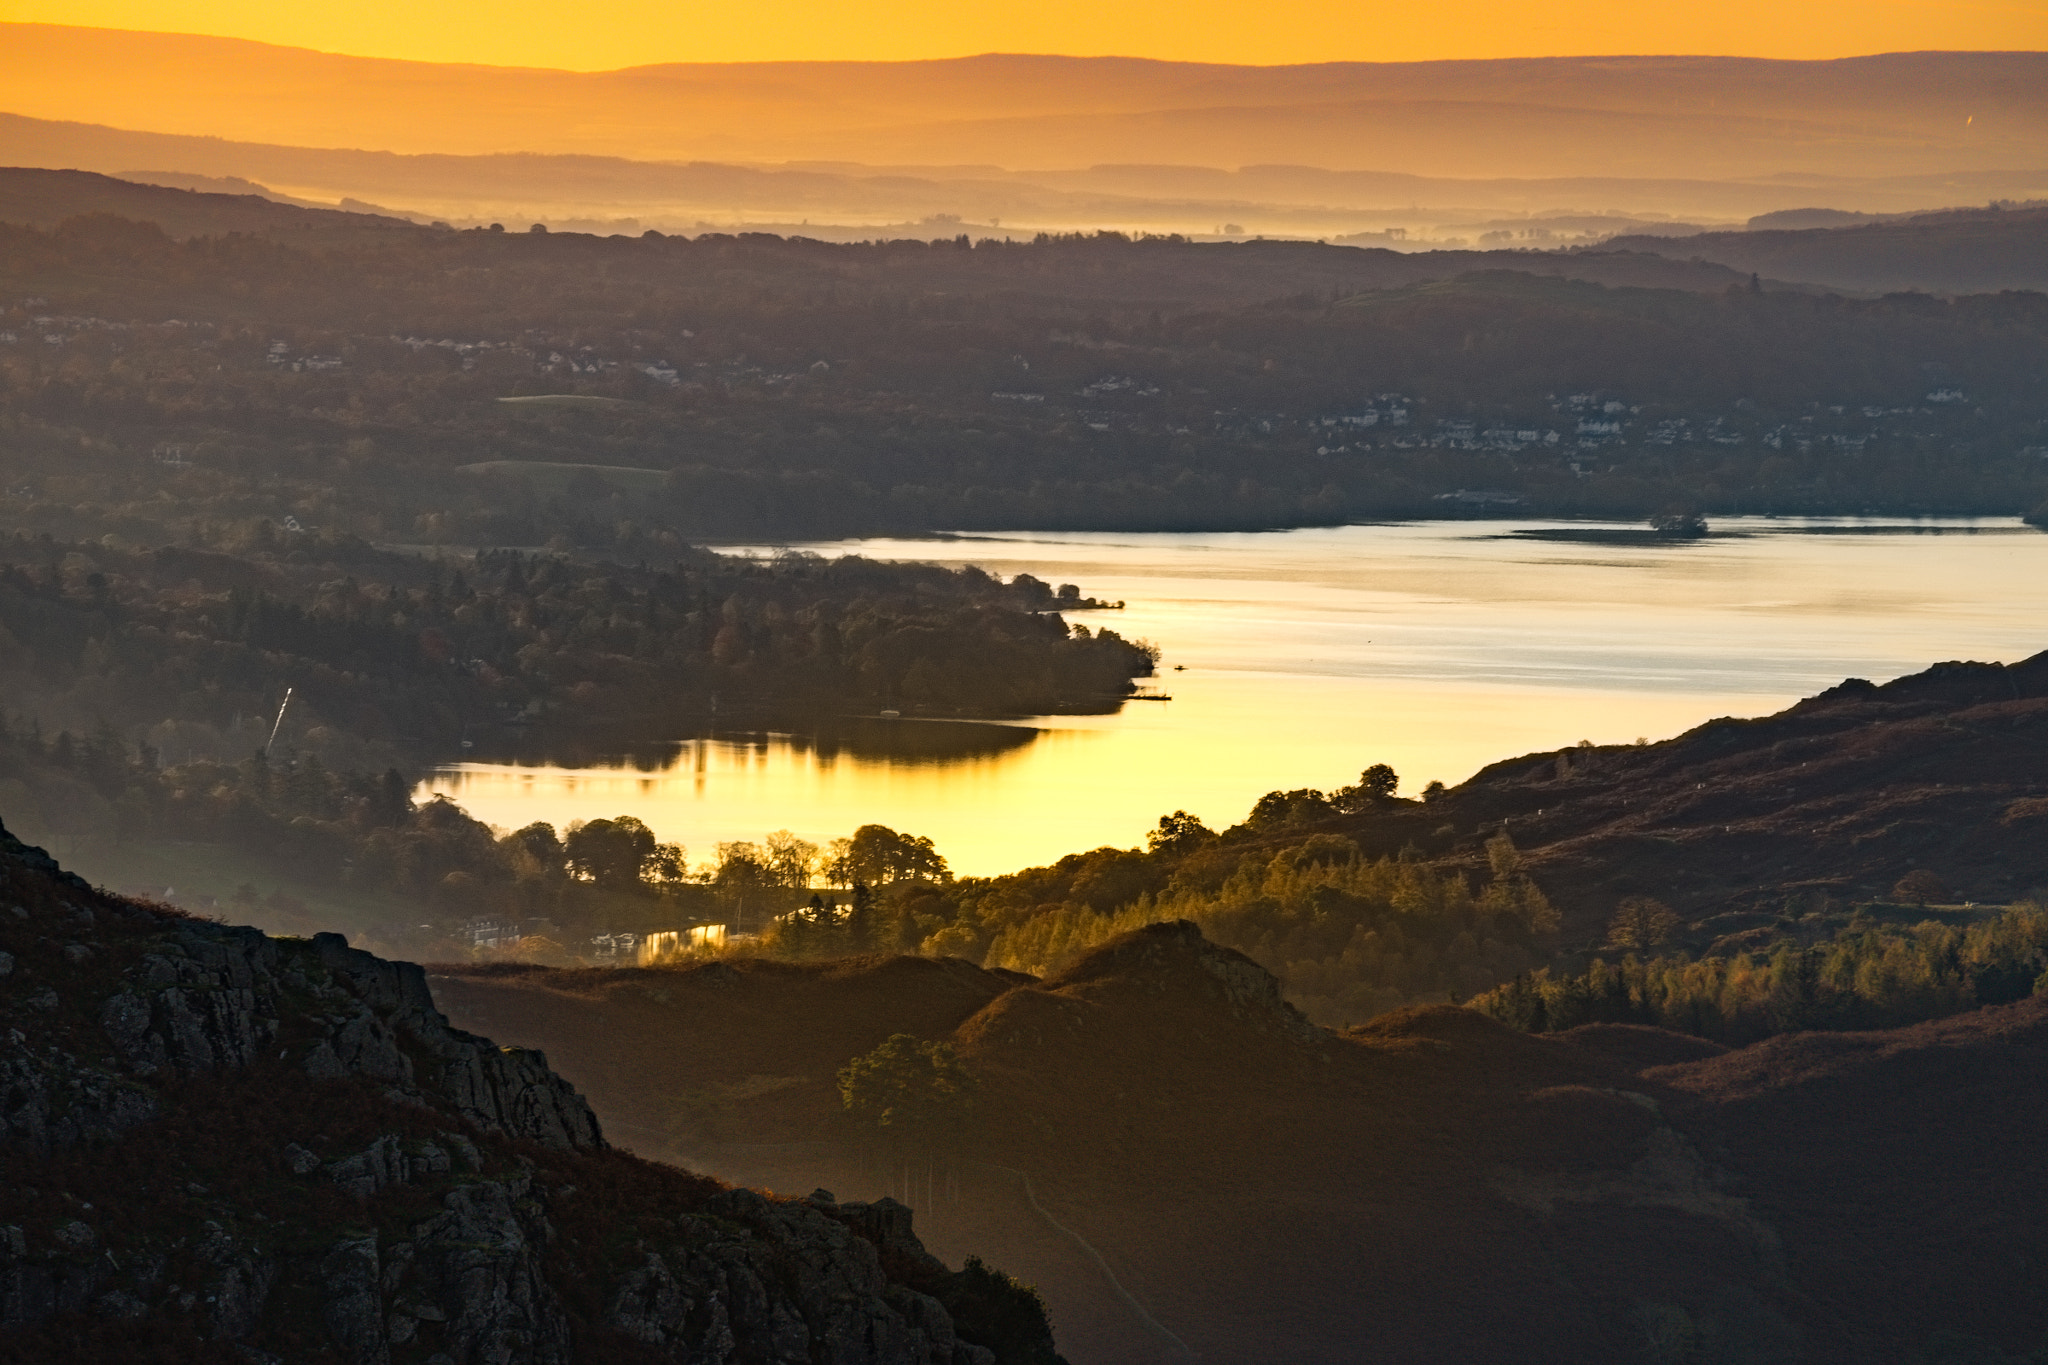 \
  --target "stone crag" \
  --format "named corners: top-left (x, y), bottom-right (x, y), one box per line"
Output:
top-left (0, 817), bottom-right (1050, 1364)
